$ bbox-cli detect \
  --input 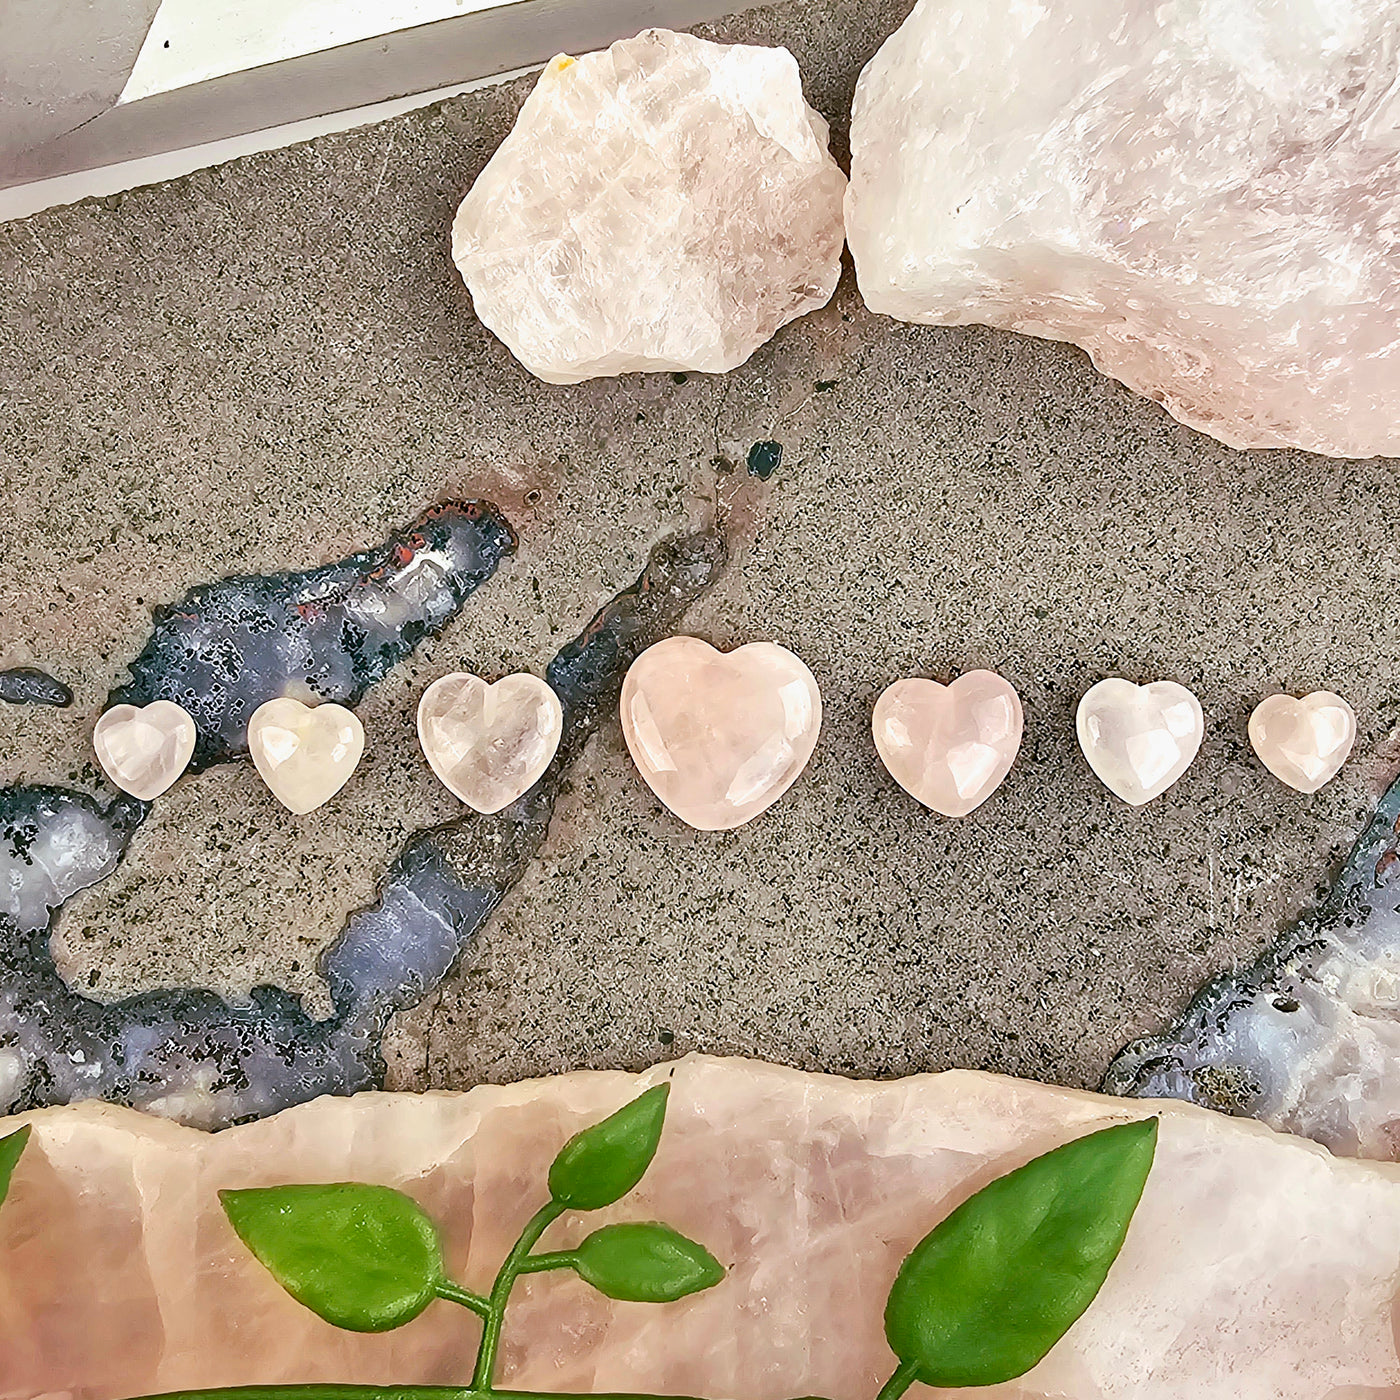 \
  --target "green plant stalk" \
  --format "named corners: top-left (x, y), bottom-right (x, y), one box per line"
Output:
top-left (874, 1360), bottom-right (920, 1400)
top-left (471, 1201), bottom-right (568, 1391)
top-left (515, 1251), bottom-right (577, 1275)
top-left (435, 1282), bottom-right (491, 1319)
